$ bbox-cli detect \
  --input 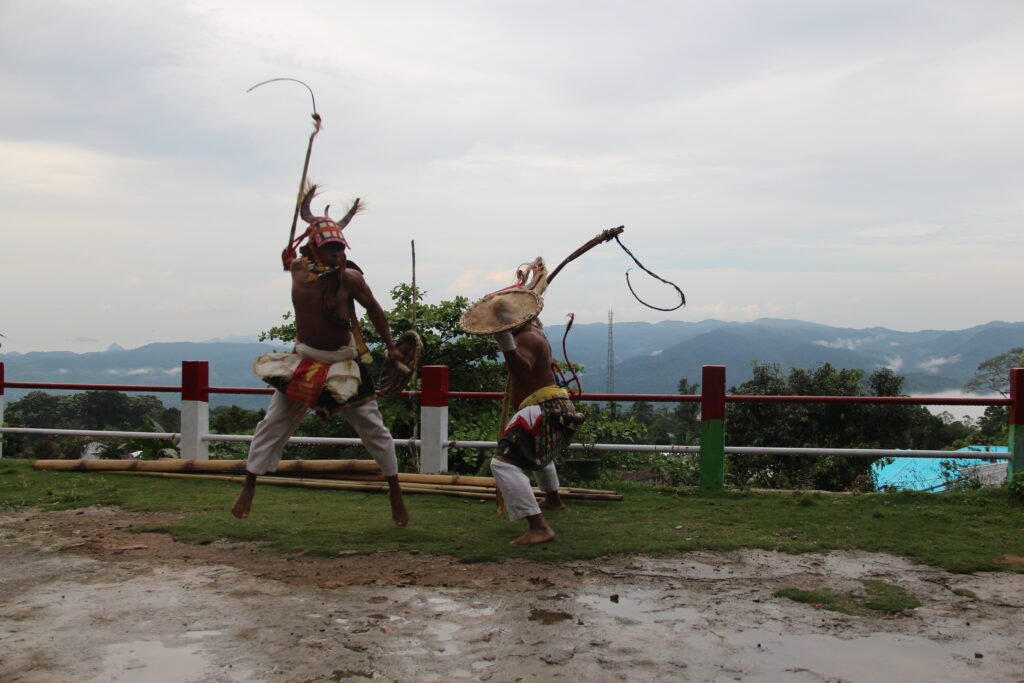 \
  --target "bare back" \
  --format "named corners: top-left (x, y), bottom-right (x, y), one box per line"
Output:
top-left (505, 324), bottom-right (558, 407)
